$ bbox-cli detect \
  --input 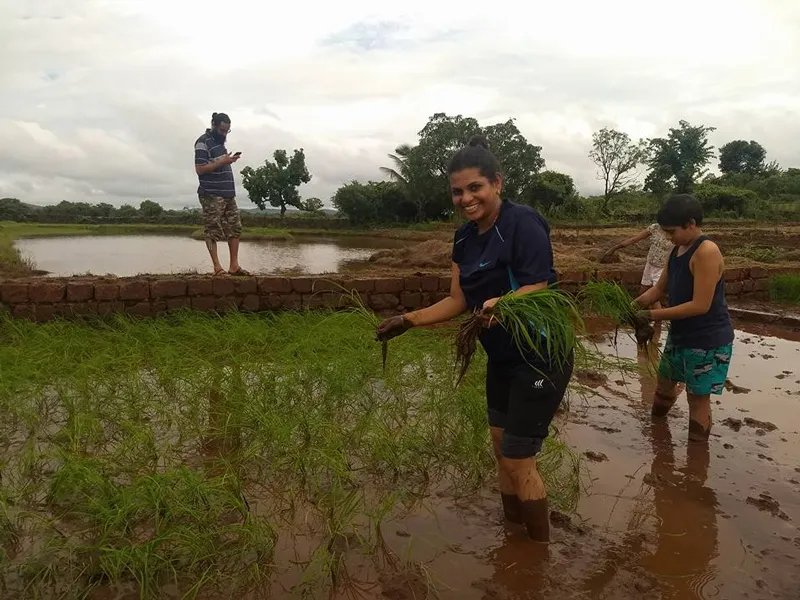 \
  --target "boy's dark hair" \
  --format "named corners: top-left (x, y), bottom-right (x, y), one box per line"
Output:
top-left (447, 134), bottom-right (503, 183)
top-left (657, 193), bottom-right (704, 227)
top-left (211, 112), bottom-right (231, 126)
